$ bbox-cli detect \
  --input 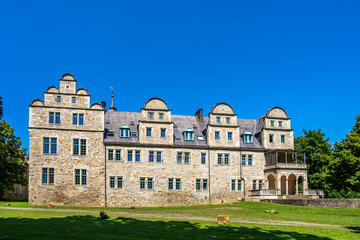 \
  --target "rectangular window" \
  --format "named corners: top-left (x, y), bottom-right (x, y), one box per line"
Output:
top-left (80, 139), bottom-right (86, 156)
top-left (108, 149), bottom-right (114, 161)
top-left (161, 129), bottom-right (166, 138)
top-left (159, 113), bottom-right (164, 120)
top-left (203, 179), bottom-right (208, 191)
top-left (72, 97), bottom-right (76, 104)
top-left (216, 117), bottom-right (221, 123)
top-left (140, 178), bottom-right (146, 189)
top-left (149, 112), bottom-right (154, 119)
top-left (231, 179), bottom-right (236, 191)
top-left (241, 155), bottom-right (246, 165)
top-left (248, 155), bottom-right (253, 166)
top-left (79, 114), bottom-right (84, 126)
top-left (259, 180), bottom-right (263, 190)
top-left (128, 151), bottom-right (133, 162)
top-left (168, 178), bottom-right (174, 190)
top-left (42, 168), bottom-right (48, 184)
top-left (74, 169), bottom-right (87, 186)
top-left (135, 151), bottom-right (141, 162)
top-left (196, 179), bottom-right (201, 191)
top-left (201, 153), bottom-right (206, 164)
top-left (218, 154), bottom-right (222, 165)
top-left (110, 176), bottom-right (115, 188)
top-left (55, 112), bottom-right (60, 124)
top-left (270, 121), bottom-right (274, 127)
top-left (156, 152), bottom-right (162, 163)
top-left (253, 180), bottom-right (257, 190)
top-left (146, 128), bottom-right (152, 137)
top-left (148, 178), bottom-right (153, 190)
top-left (281, 135), bottom-right (285, 143)
top-left (116, 150), bottom-right (121, 161)
top-left (269, 134), bottom-right (274, 143)
top-left (224, 154), bottom-right (229, 165)
top-left (149, 151), bottom-right (154, 162)
top-left (75, 169), bottom-right (81, 185)
top-left (51, 138), bottom-right (57, 154)
top-left (56, 96), bottom-right (61, 103)
top-left (279, 121), bottom-right (283, 127)
top-left (73, 139), bottom-right (79, 155)
top-left (43, 137), bottom-right (50, 154)
top-left (73, 113), bottom-right (78, 125)
top-left (228, 132), bottom-right (233, 141)
top-left (117, 177), bottom-right (123, 189)
top-left (49, 168), bottom-right (54, 185)
top-left (237, 180), bottom-right (242, 191)
top-left (81, 169), bottom-right (87, 185)
top-left (177, 152), bottom-right (182, 164)
top-left (184, 153), bottom-right (190, 164)
top-left (226, 118), bottom-right (230, 124)
top-left (215, 131), bottom-right (220, 140)
top-left (176, 179), bottom-right (181, 190)
top-left (49, 112), bottom-right (54, 124)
